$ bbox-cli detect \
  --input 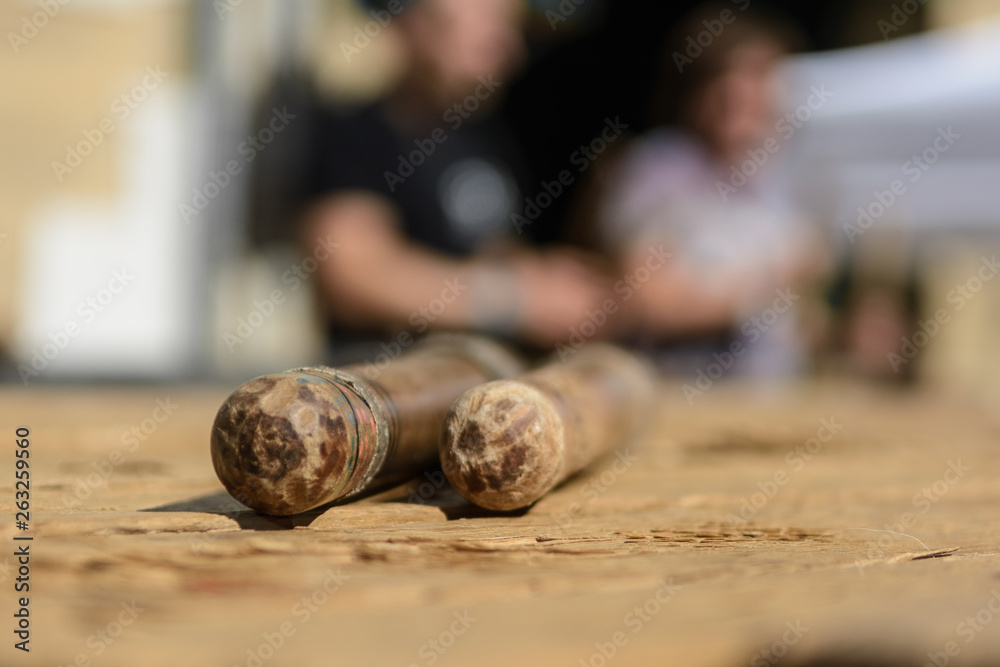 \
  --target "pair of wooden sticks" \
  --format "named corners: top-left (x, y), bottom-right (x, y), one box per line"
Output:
top-left (210, 336), bottom-right (654, 515)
